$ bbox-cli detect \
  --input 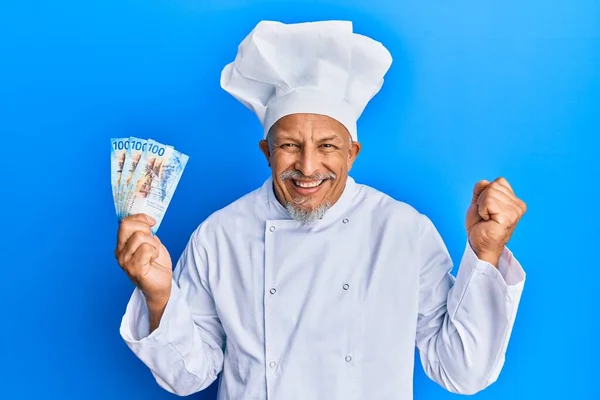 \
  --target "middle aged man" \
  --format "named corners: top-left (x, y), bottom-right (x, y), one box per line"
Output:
top-left (116, 20), bottom-right (527, 399)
